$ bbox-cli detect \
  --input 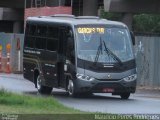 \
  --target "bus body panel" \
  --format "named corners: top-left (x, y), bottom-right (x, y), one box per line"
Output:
top-left (23, 20), bottom-right (75, 89)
